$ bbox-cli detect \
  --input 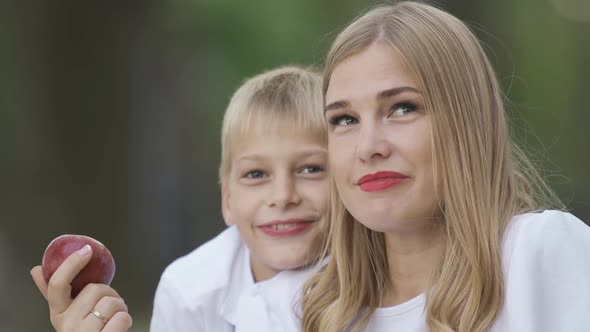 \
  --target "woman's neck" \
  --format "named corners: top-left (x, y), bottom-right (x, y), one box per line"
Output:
top-left (381, 224), bottom-right (444, 307)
